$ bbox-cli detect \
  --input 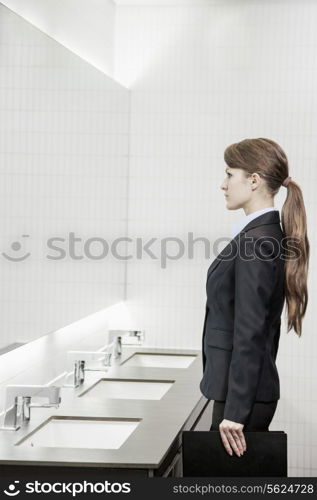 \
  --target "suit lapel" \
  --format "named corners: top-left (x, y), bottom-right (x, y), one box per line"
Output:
top-left (207, 231), bottom-right (245, 281)
top-left (206, 210), bottom-right (281, 282)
